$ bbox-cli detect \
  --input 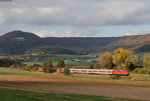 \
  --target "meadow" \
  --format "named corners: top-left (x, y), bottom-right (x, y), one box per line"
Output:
top-left (23, 54), bottom-right (96, 66)
top-left (24, 61), bottom-right (94, 66)
top-left (0, 68), bottom-right (45, 75)
top-left (0, 88), bottom-right (141, 101)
